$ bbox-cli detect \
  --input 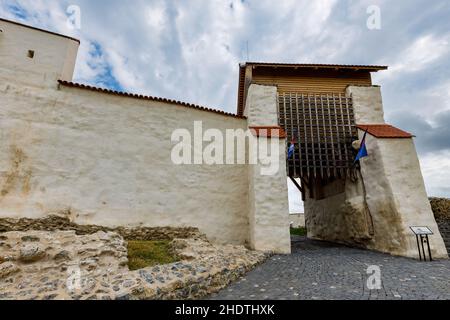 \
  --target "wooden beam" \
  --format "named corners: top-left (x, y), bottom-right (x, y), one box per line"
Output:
top-left (242, 65), bottom-right (253, 113)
